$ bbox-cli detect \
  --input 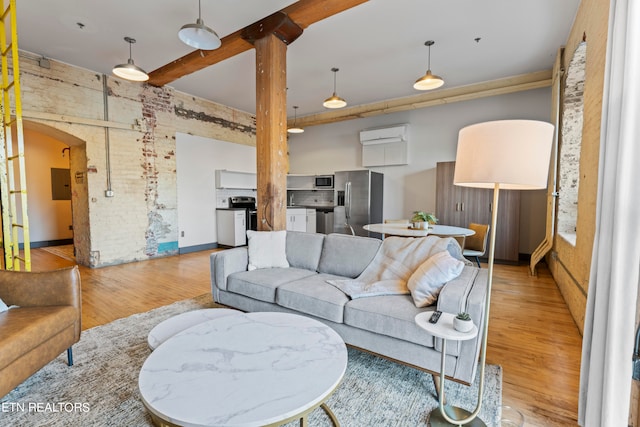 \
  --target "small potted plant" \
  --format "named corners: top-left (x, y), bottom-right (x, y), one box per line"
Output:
top-left (410, 211), bottom-right (438, 230)
top-left (453, 312), bottom-right (474, 332)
